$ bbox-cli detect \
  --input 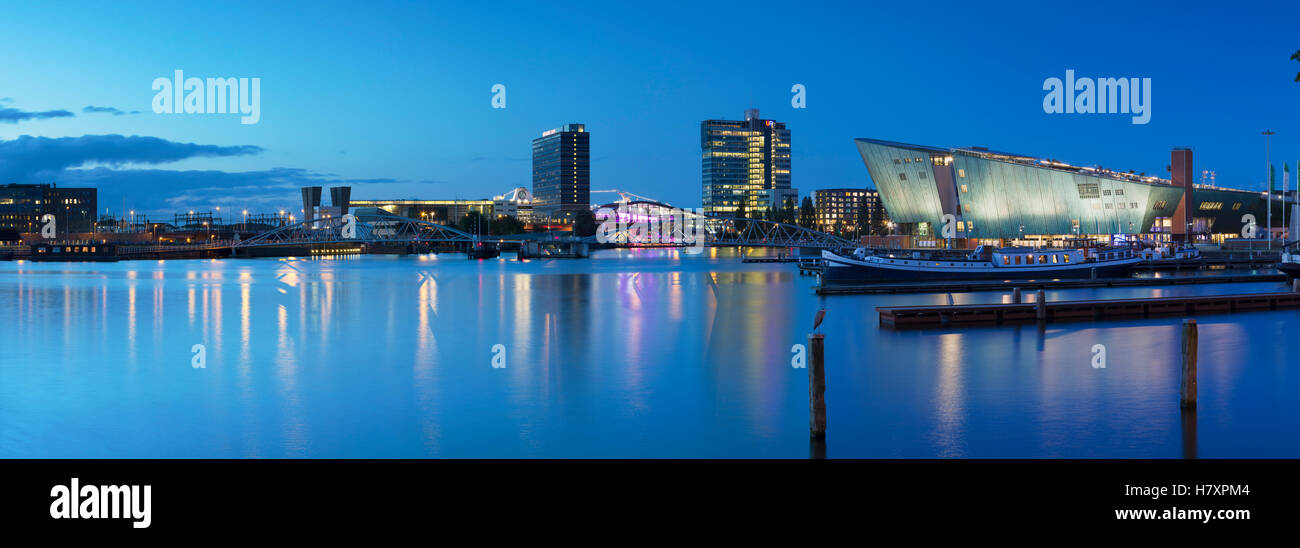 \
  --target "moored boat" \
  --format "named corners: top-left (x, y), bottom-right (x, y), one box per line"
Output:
top-left (821, 245), bottom-right (1142, 284)
top-left (1280, 246), bottom-right (1300, 279)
